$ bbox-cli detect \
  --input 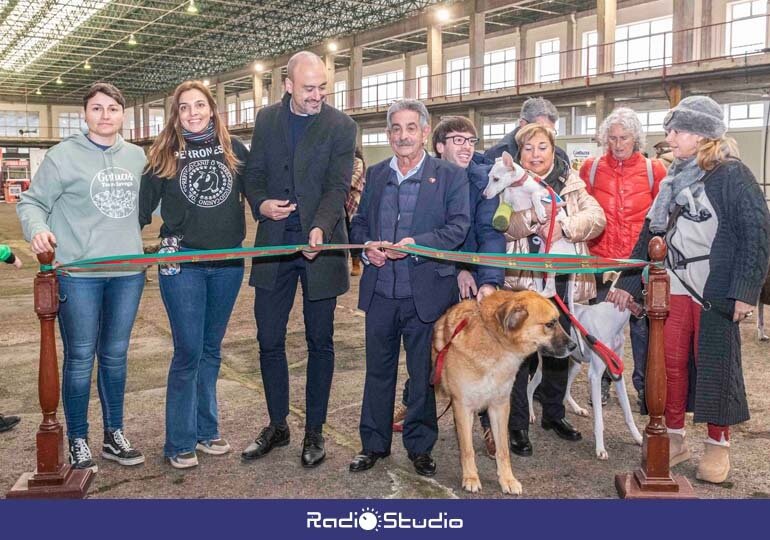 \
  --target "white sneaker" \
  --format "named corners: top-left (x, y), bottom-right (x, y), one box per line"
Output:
top-left (168, 451), bottom-right (198, 469)
top-left (196, 438), bottom-right (231, 456)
